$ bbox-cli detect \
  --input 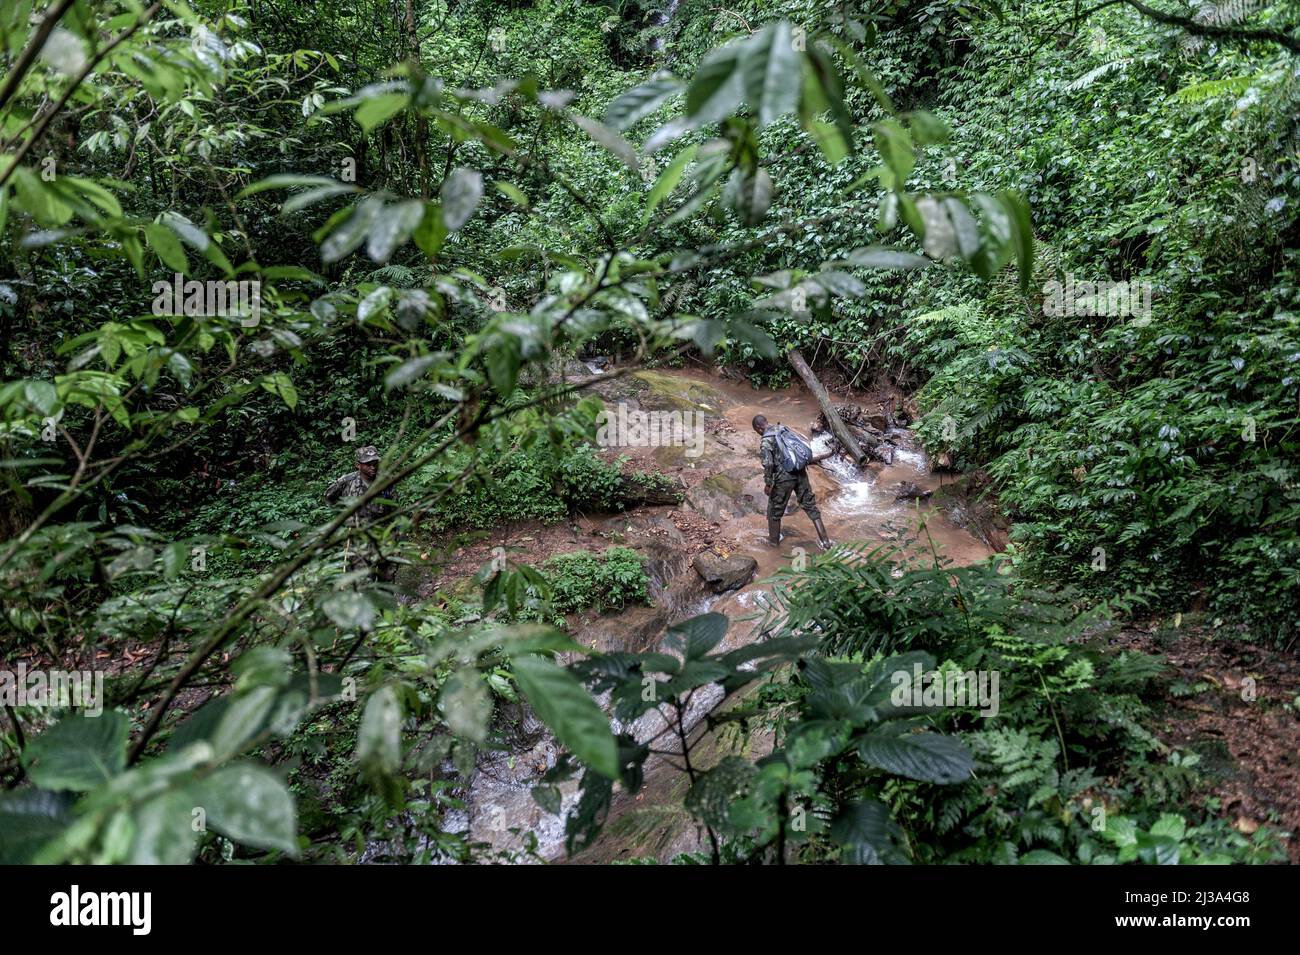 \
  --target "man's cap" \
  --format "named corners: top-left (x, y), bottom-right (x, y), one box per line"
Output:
top-left (355, 445), bottom-right (380, 463)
